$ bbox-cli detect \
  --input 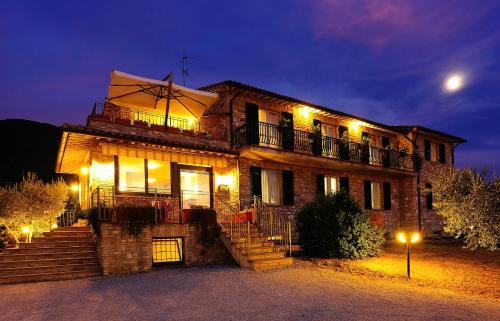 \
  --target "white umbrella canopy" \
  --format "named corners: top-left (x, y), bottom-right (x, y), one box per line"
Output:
top-left (106, 70), bottom-right (218, 119)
